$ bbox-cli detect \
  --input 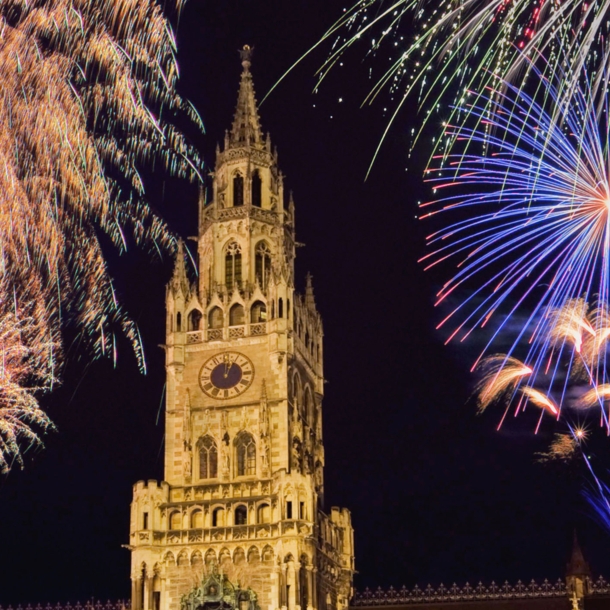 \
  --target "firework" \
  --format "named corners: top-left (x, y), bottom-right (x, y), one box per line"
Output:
top-left (0, 281), bottom-right (57, 473)
top-left (535, 433), bottom-right (581, 462)
top-left (577, 386), bottom-right (610, 410)
top-left (520, 386), bottom-right (558, 416)
top-left (547, 299), bottom-right (595, 354)
top-left (281, 0), bottom-right (610, 165)
top-left (0, 0), bottom-right (203, 469)
top-left (475, 355), bottom-right (531, 412)
top-left (421, 67), bottom-right (610, 372)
